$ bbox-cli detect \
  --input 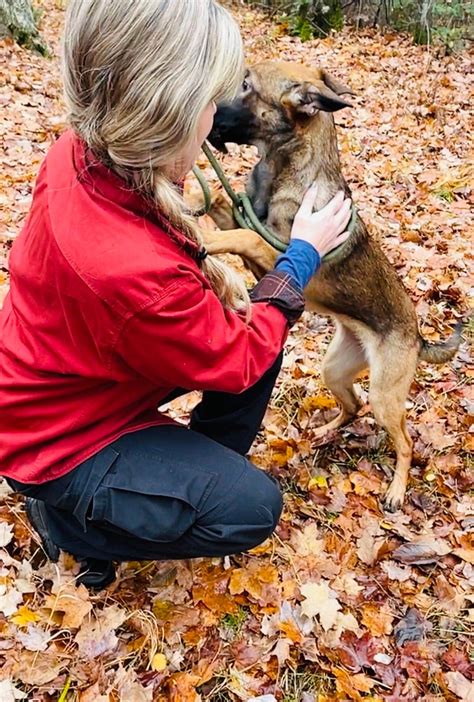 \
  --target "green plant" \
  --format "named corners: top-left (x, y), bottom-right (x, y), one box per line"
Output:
top-left (284, 0), bottom-right (344, 40)
top-left (221, 607), bottom-right (248, 634)
top-left (245, 0), bottom-right (472, 50)
top-left (387, 0), bottom-right (472, 49)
